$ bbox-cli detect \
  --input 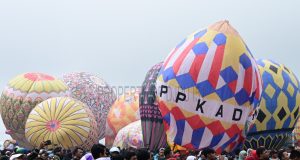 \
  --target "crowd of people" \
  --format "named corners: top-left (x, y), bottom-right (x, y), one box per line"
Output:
top-left (1, 140), bottom-right (300, 160)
